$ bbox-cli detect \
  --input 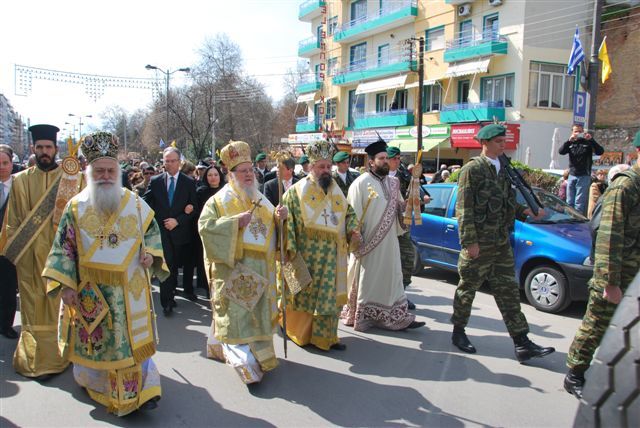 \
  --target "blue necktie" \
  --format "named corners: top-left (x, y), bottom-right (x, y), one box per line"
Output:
top-left (168, 176), bottom-right (175, 206)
